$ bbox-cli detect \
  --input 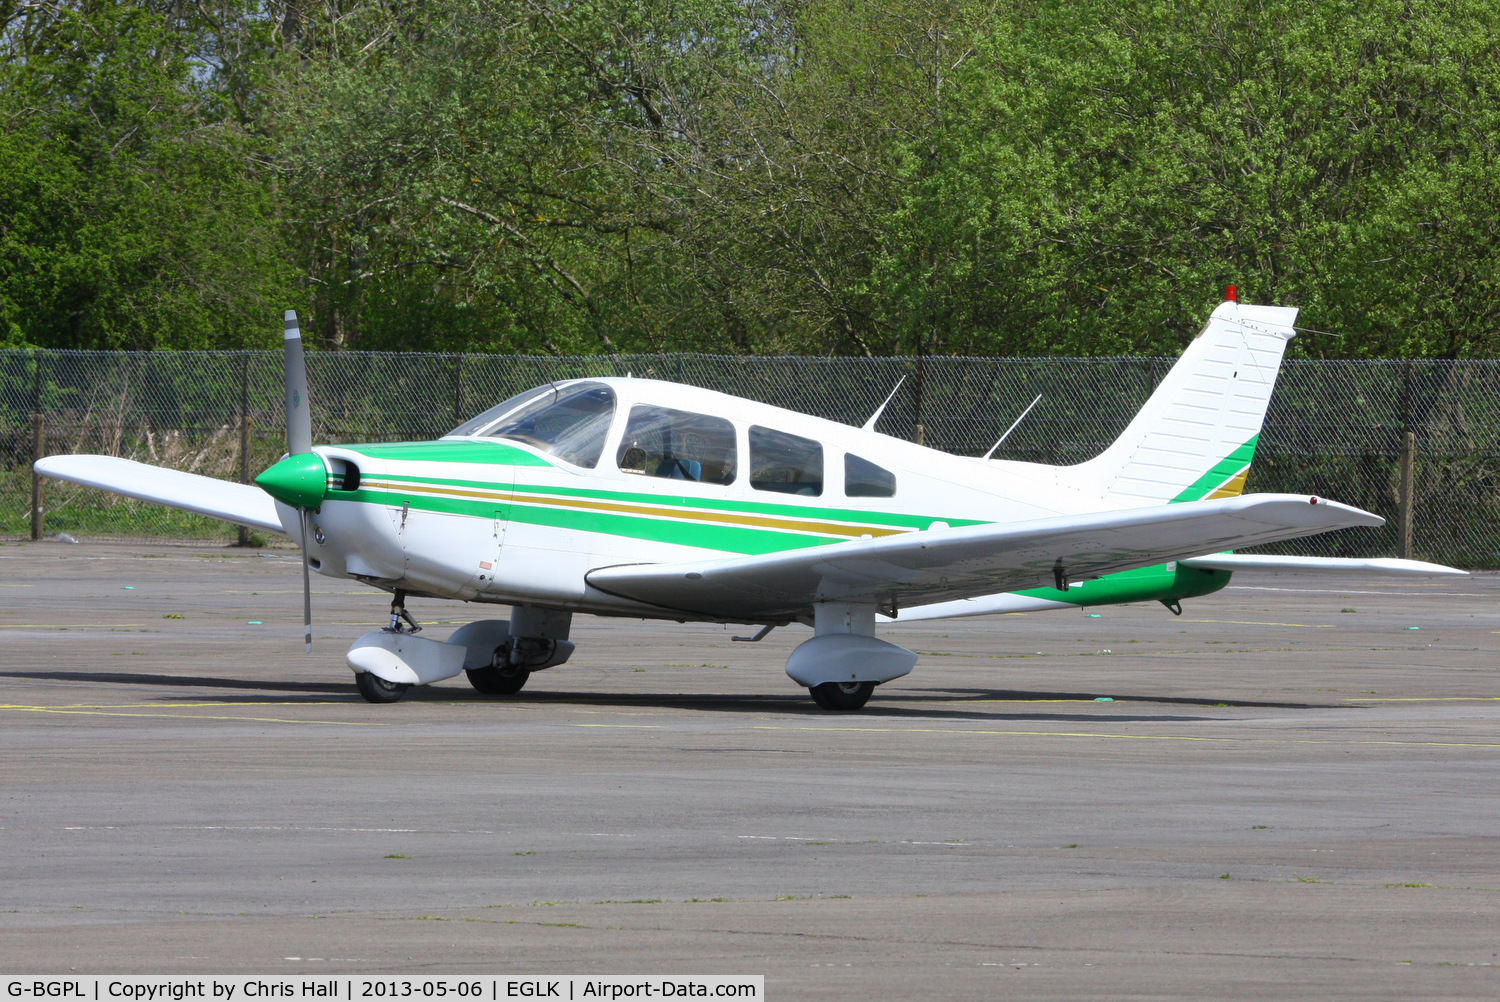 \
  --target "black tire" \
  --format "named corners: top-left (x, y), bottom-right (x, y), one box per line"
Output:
top-left (355, 672), bottom-right (409, 704)
top-left (809, 680), bottom-right (875, 711)
top-left (466, 664), bottom-right (531, 695)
